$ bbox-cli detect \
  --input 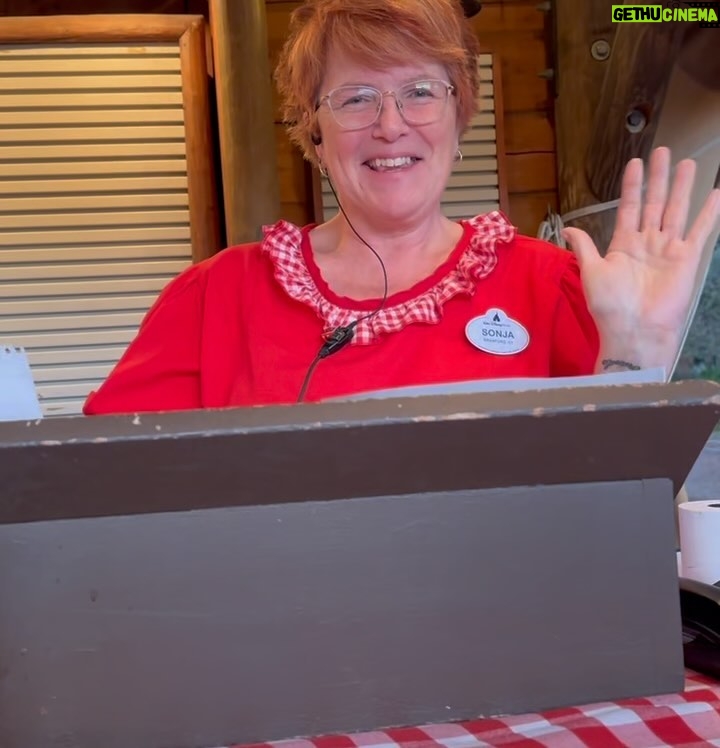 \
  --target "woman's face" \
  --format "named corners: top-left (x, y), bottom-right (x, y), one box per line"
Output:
top-left (314, 46), bottom-right (460, 230)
